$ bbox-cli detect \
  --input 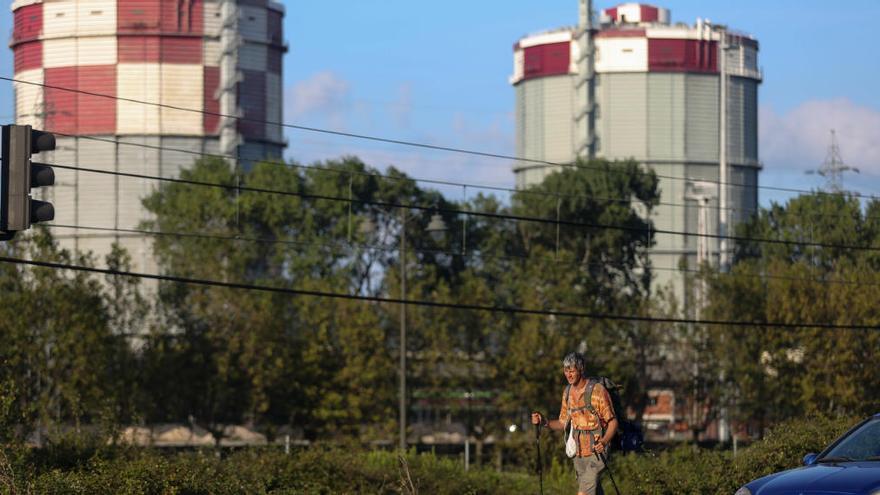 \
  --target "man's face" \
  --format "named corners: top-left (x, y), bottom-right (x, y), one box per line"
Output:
top-left (563, 365), bottom-right (581, 384)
